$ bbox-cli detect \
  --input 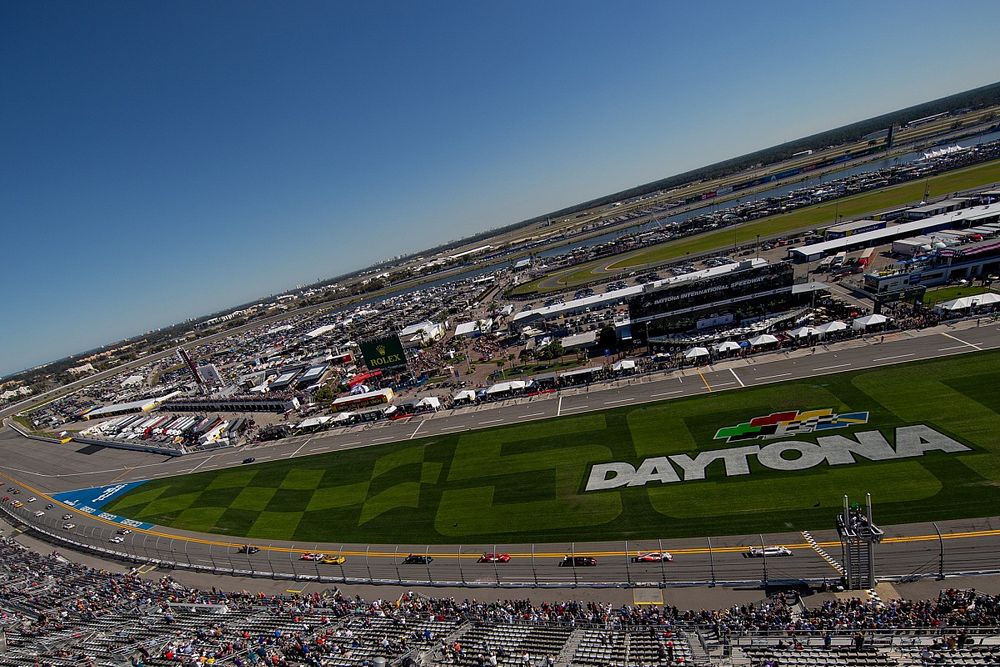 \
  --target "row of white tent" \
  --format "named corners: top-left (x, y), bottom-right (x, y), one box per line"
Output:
top-left (935, 291), bottom-right (1000, 312)
top-left (681, 317), bottom-right (888, 359)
